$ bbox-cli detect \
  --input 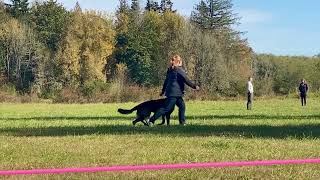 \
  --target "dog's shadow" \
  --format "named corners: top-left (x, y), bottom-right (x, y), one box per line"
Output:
top-left (1, 114), bottom-right (320, 139)
top-left (1, 123), bottom-right (320, 139)
top-left (2, 114), bottom-right (320, 121)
